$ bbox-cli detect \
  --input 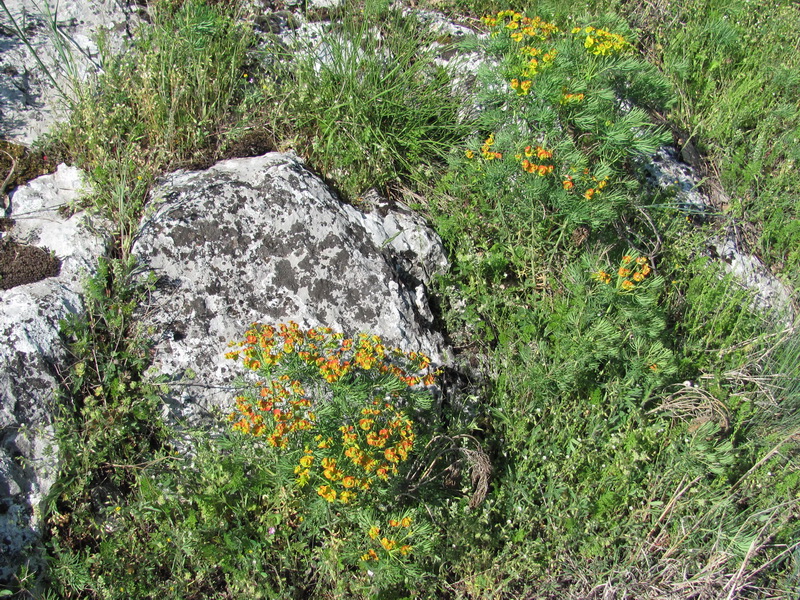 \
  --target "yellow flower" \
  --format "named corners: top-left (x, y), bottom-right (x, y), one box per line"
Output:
top-left (381, 537), bottom-right (396, 551)
top-left (621, 280), bottom-right (635, 290)
top-left (368, 526), bottom-right (380, 539)
top-left (593, 271), bottom-right (611, 284)
top-left (465, 149), bottom-right (474, 159)
top-left (317, 485), bottom-right (336, 502)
